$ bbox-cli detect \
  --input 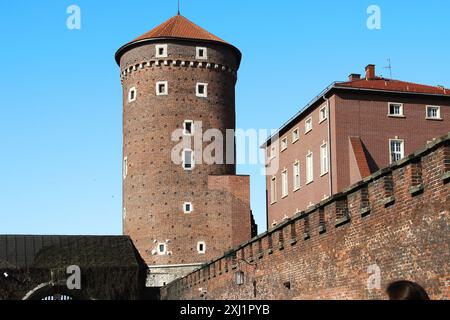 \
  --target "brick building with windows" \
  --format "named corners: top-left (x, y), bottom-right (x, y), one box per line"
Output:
top-left (262, 64), bottom-right (450, 226)
top-left (115, 14), bottom-right (256, 287)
